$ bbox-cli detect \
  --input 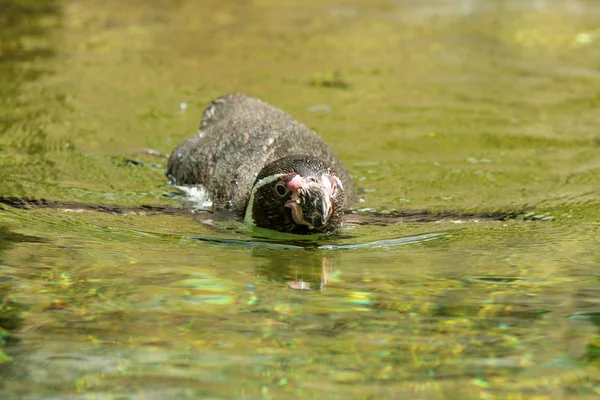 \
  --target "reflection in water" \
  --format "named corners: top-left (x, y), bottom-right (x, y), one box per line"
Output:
top-left (193, 232), bottom-right (442, 290)
top-left (0, 225), bottom-right (44, 258)
top-left (0, 225), bottom-right (34, 382)
top-left (253, 248), bottom-right (336, 291)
